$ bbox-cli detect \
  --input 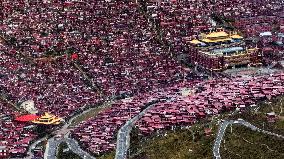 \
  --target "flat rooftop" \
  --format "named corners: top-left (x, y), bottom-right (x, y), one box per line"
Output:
top-left (212, 47), bottom-right (244, 54)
